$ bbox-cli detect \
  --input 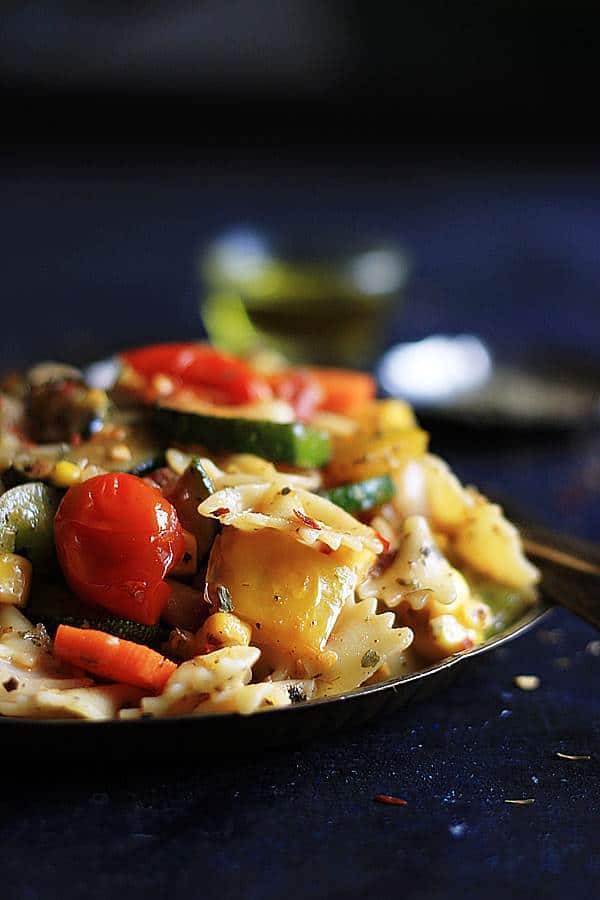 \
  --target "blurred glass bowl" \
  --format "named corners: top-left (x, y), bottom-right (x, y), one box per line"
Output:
top-left (199, 225), bottom-right (411, 367)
